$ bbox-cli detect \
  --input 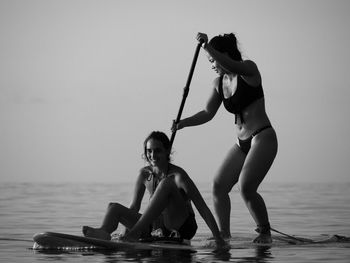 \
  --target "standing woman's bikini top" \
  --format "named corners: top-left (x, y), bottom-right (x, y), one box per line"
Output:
top-left (218, 75), bottom-right (264, 123)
